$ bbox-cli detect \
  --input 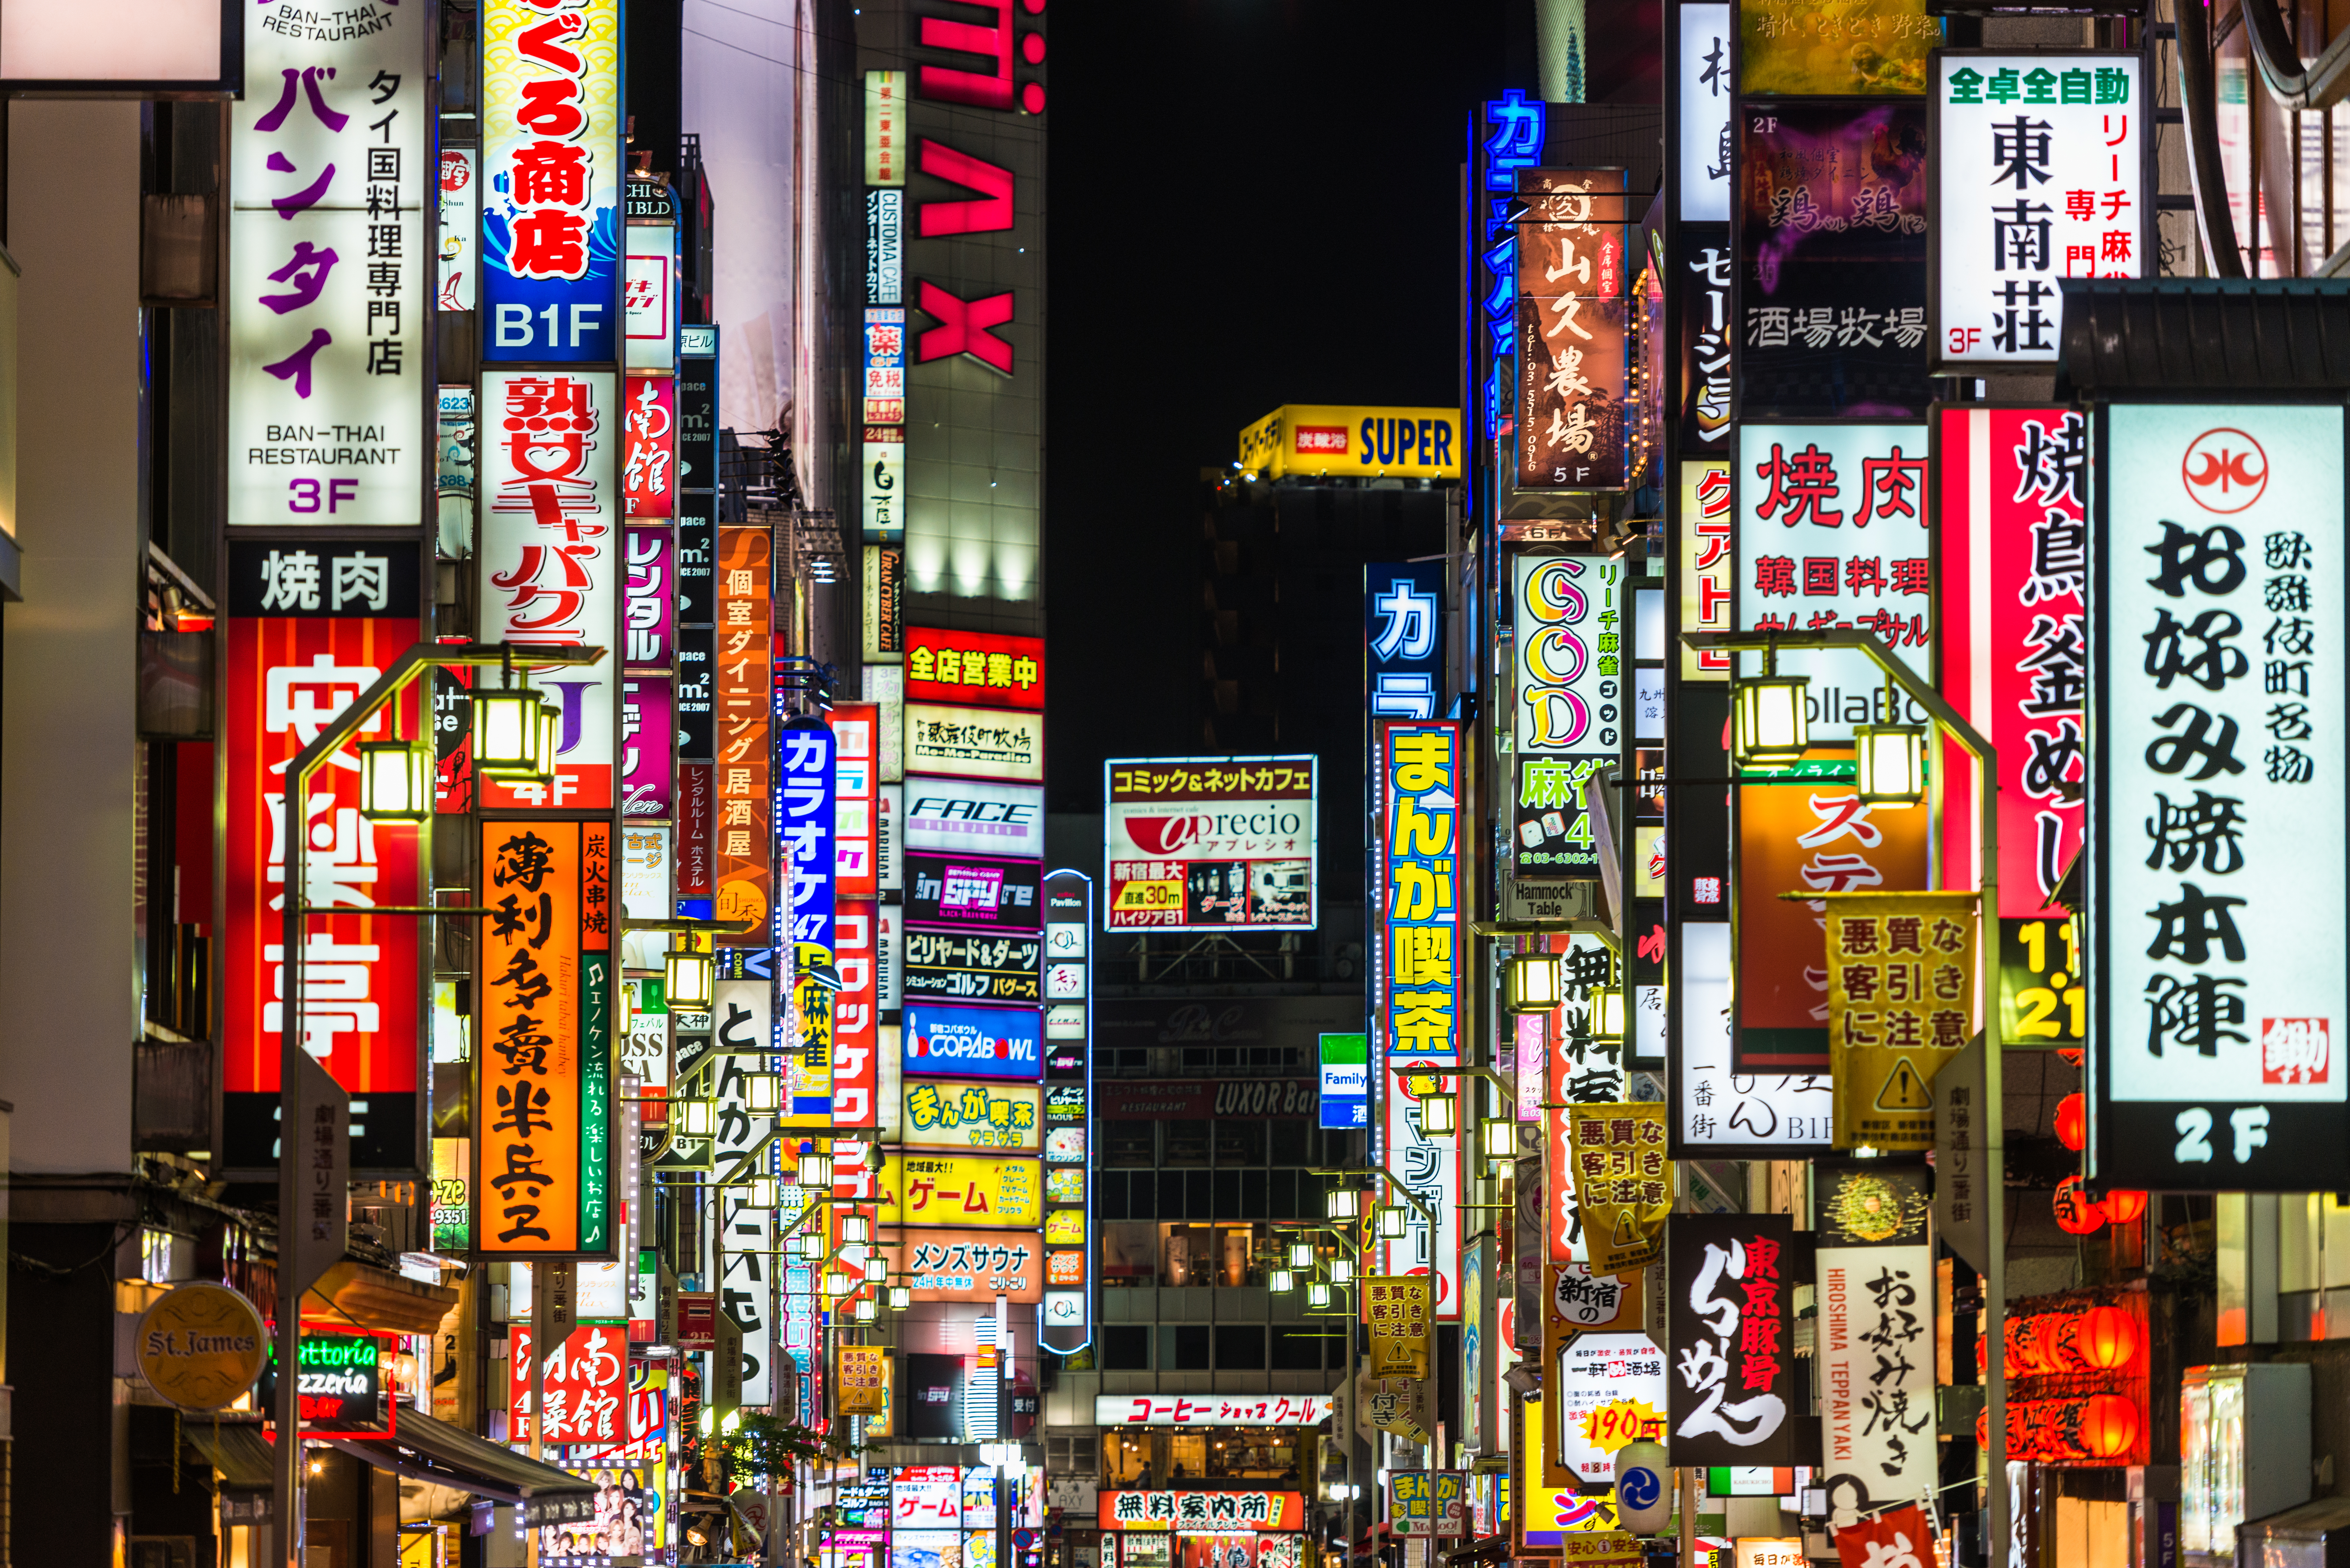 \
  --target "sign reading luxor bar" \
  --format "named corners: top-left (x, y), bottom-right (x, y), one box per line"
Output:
top-left (2091, 403), bottom-right (2350, 1189)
